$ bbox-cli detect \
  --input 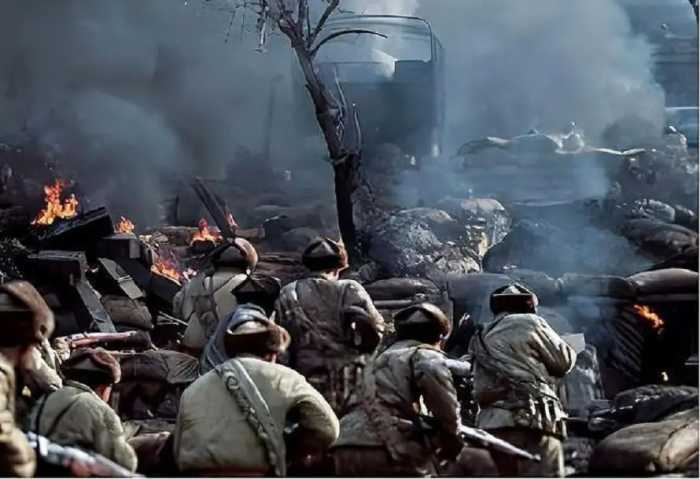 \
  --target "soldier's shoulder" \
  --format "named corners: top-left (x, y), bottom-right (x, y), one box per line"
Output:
top-left (500, 312), bottom-right (542, 328)
top-left (337, 279), bottom-right (370, 295)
